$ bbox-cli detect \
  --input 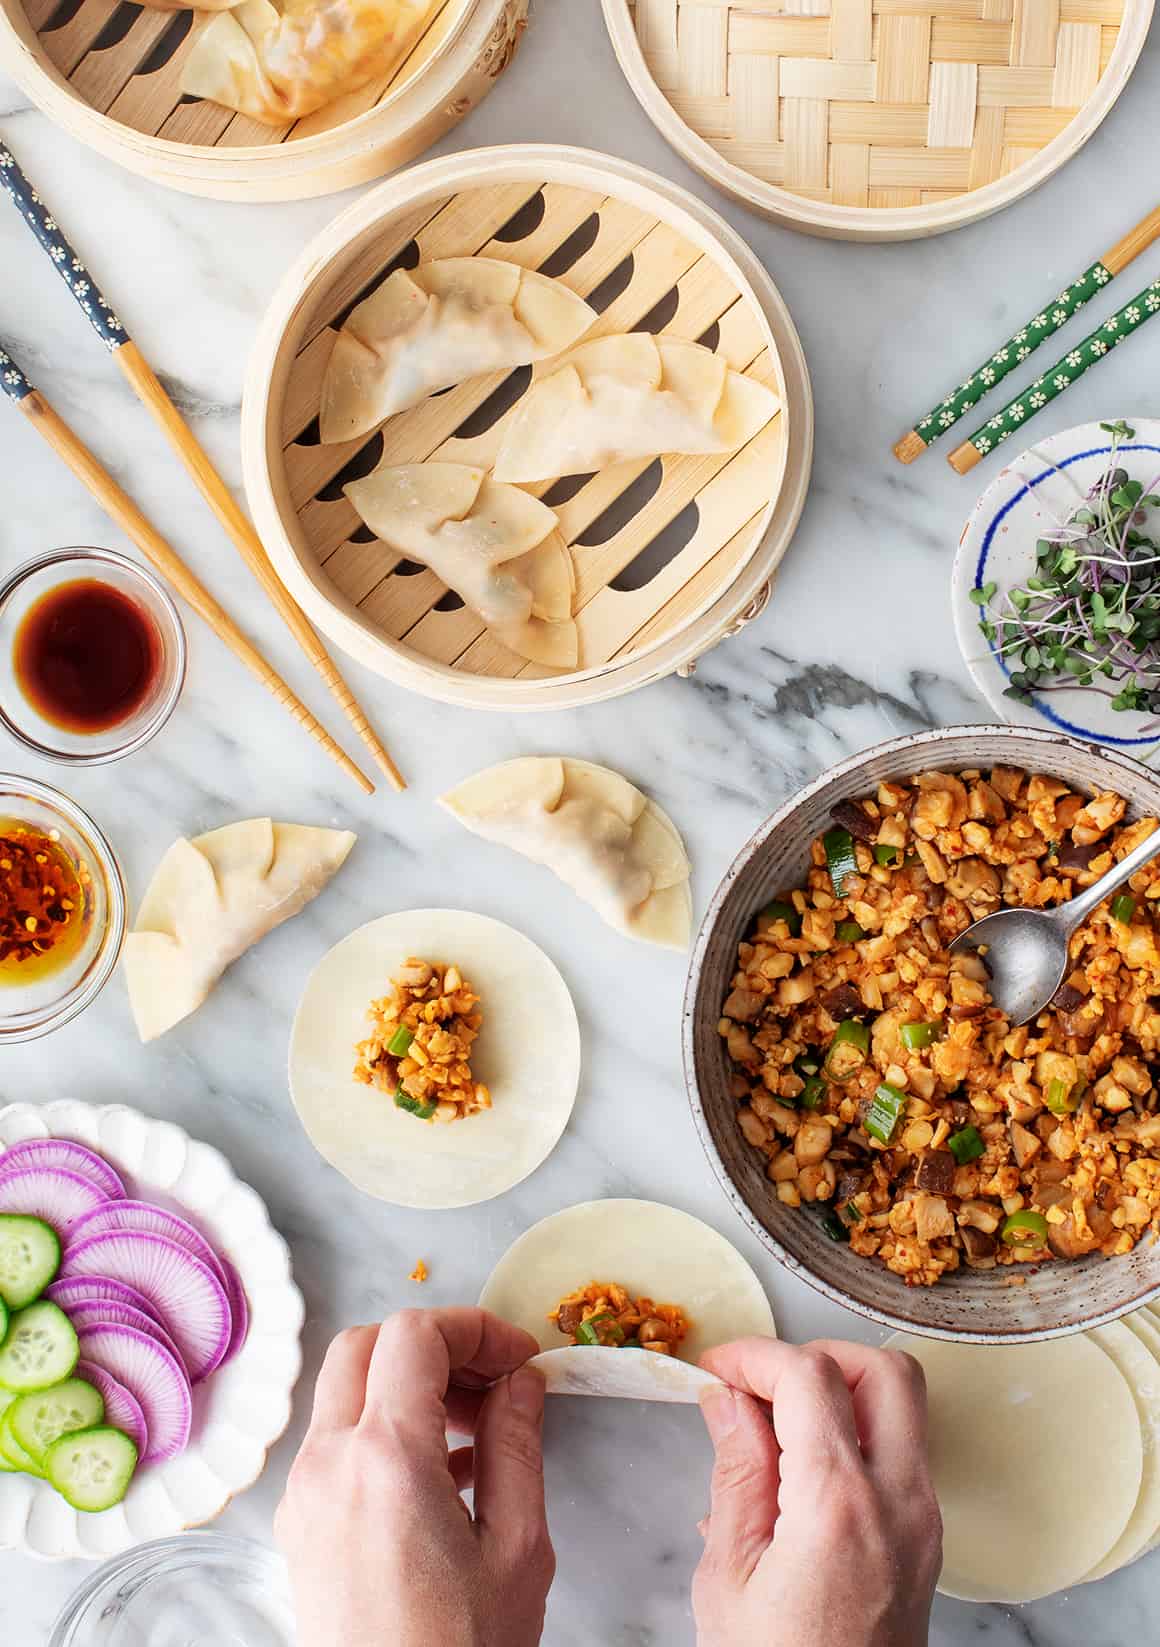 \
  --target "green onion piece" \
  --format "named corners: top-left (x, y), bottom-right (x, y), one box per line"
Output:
top-left (823, 1020), bottom-right (870, 1082)
top-left (824, 828), bottom-right (858, 896)
top-left (1111, 893), bottom-right (1136, 924)
top-left (835, 920), bottom-right (864, 942)
top-left (1000, 1209), bottom-right (1049, 1248)
top-left (820, 1207), bottom-right (850, 1243)
top-left (1045, 1077), bottom-right (1078, 1116)
top-left (843, 1203), bottom-right (863, 1223)
top-left (866, 1083), bottom-right (906, 1145)
top-left (393, 1088), bottom-right (437, 1120)
top-left (900, 1020), bottom-right (943, 1052)
top-left (575, 1313), bottom-right (626, 1347)
top-left (874, 843), bottom-right (899, 866)
top-left (799, 1075), bottom-right (827, 1111)
top-left (947, 1124), bottom-right (985, 1166)
top-left (759, 899), bottom-right (803, 938)
top-left (387, 1025), bottom-right (414, 1057)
